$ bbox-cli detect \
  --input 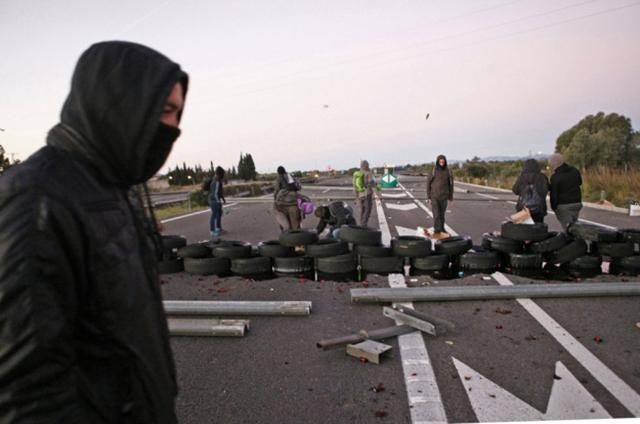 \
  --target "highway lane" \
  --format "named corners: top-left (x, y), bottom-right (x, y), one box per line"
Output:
top-left (160, 175), bottom-right (640, 423)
